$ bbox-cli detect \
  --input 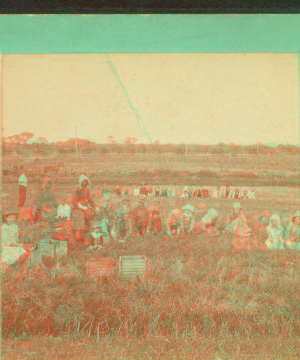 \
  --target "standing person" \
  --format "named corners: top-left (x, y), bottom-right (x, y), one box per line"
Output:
top-left (71, 175), bottom-right (96, 244)
top-left (132, 195), bottom-right (148, 237)
top-left (18, 165), bottom-right (27, 208)
top-left (37, 177), bottom-right (57, 226)
top-left (252, 210), bottom-right (270, 249)
top-left (265, 214), bottom-right (284, 249)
